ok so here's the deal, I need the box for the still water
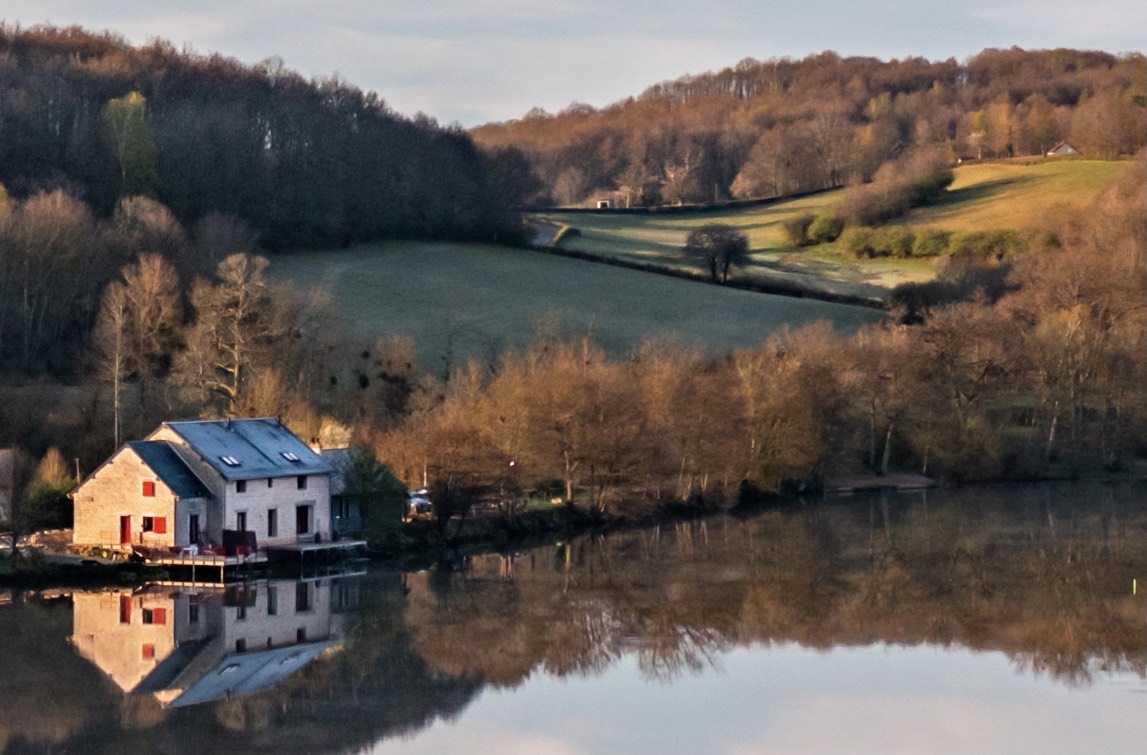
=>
[1,482,1144,753]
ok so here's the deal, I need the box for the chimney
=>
[309,437,322,455]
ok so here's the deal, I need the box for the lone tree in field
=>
[683,224,750,283]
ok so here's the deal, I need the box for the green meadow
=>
[267,161,1122,370]
[904,159,1124,231]
[538,159,1126,295]
[268,242,882,370]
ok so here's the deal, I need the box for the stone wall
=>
[72,446,185,548]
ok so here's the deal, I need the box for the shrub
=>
[885,227,916,257]
[904,169,955,206]
[807,213,844,244]
[781,213,815,246]
[944,230,1045,261]
[842,227,877,258]
[837,185,910,227]
[836,146,955,227]
[912,229,951,257]
[844,226,916,258]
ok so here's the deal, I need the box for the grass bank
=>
[537,159,1126,296]
[269,242,882,370]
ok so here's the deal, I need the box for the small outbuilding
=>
[1046,142,1080,156]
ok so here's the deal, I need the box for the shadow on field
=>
[934,176,1029,206]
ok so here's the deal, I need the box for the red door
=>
[120,515,132,544]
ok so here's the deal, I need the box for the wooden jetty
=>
[823,473,937,495]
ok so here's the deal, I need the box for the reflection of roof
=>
[133,638,211,694]
[162,418,332,481]
[129,441,210,498]
[166,640,337,708]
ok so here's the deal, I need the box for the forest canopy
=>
[472,48,1146,207]
[0,24,535,249]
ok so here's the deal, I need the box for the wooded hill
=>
[0,24,534,249]
[472,48,1146,207]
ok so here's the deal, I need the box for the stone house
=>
[72,418,335,553]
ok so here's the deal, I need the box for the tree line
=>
[374,161,1145,515]
[0,24,535,250]
[405,489,1145,688]
[1,161,1142,535]
[472,48,1146,206]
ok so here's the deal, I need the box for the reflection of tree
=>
[4,576,480,754]
[0,596,116,749]
[6,486,1144,750]
[404,484,1146,689]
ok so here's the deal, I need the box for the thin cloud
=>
[2,1,1143,124]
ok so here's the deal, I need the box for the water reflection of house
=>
[70,576,360,707]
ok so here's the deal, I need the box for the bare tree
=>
[174,253,273,414]
[92,254,182,443]
[92,281,130,448]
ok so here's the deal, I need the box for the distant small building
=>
[0,448,13,523]
[1046,142,1080,156]
[323,447,364,539]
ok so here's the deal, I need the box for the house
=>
[1046,142,1080,156]
[72,418,336,554]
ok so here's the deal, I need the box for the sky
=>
[4,1,1145,126]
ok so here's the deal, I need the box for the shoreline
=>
[5,472,1144,589]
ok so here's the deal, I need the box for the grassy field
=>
[268,242,882,370]
[904,159,1124,231]
[538,159,1127,296]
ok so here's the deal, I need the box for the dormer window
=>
[281,451,301,462]
[221,455,241,467]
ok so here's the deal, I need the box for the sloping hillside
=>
[536,159,1128,297]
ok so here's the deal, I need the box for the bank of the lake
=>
[1,481,1143,754]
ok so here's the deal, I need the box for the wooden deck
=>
[266,539,367,556]
[143,552,268,568]
[823,473,937,495]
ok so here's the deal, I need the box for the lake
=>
[1,482,1144,753]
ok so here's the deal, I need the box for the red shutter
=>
[152,607,167,625]
[153,517,167,534]
[142,480,156,497]
[142,644,155,660]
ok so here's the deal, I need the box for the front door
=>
[296,505,311,536]
[119,515,131,545]
[189,514,200,545]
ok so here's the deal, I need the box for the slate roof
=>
[161,418,332,481]
[166,640,337,708]
[129,441,210,499]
